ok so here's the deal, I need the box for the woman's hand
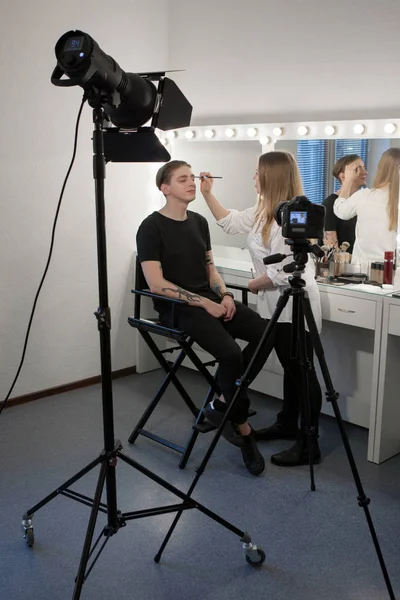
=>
[248,279,259,294]
[248,274,274,293]
[199,171,214,196]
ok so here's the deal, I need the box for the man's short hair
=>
[156,160,191,190]
[332,154,361,182]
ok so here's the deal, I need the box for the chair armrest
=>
[131,288,185,328]
[131,288,185,305]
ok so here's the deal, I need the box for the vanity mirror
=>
[164,119,400,272]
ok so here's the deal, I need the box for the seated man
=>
[136,160,268,476]
[323,154,367,253]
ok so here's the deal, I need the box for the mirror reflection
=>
[169,137,399,284]
[170,140,260,249]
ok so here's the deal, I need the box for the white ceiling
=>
[168,0,400,124]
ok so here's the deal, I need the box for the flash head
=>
[51,30,192,131]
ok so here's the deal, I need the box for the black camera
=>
[274,196,325,240]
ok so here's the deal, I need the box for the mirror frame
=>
[160,118,400,146]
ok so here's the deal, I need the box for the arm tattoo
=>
[210,280,222,296]
[210,275,225,297]
[205,251,214,265]
[161,287,202,303]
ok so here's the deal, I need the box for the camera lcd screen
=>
[289,211,307,225]
[64,37,84,52]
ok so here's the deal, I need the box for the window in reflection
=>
[297,139,328,204]
[277,138,394,204]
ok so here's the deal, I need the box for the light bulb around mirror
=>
[259,136,270,145]
[384,123,396,134]
[184,130,195,139]
[353,124,365,135]
[297,125,308,136]
[225,128,236,138]
[166,130,176,140]
[247,127,258,137]
[324,125,336,136]
[204,129,215,139]
[273,127,283,136]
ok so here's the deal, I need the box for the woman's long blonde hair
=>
[254,151,304,244]
[372,148,400,231]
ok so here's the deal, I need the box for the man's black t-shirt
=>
[136,211,219,313]
[323,193,357,253]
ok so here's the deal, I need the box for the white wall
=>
[169,0,400,125]
[0,0,170,399]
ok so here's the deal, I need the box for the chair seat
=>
[128,316,187,341]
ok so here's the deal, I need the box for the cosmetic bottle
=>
[384,251,394,285]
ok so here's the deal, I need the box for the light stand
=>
[21,99,265,600]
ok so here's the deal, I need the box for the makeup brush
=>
[195,175,223,179]
[340,241,350,252]
[320,245,330,262]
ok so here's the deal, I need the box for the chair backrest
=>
[135,255,149,291]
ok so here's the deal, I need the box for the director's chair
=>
[127,257,253,469]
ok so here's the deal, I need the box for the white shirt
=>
[217,206,322,332]
[333,187,397,266]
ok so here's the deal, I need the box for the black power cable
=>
[0,95,87,416]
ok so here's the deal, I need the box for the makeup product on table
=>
[370,261,384,284]
[343,263,361,275]
[384,251,394,285]
[315,245,330,278]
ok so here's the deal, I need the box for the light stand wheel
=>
[22,516,35,548]
[245,547,266,566]
[25,528,35,548]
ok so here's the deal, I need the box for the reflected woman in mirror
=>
[323,154,367,253]
[200,151,323,467]
[334,148,399,267]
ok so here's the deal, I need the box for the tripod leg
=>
[72,460,108,600]
[154,510,181,563]
[302,296,396,600]
[295,294,316,491]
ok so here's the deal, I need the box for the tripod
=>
[235,239,395,599]
[21,102,265,600]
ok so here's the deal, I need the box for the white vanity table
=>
[135,246,400,465]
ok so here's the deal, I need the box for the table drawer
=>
[388,304,400,336]
[320,291,376,330]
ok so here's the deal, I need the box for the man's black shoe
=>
[240,432,265,476]
[203,403,243,447]
[271,439,321,467]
